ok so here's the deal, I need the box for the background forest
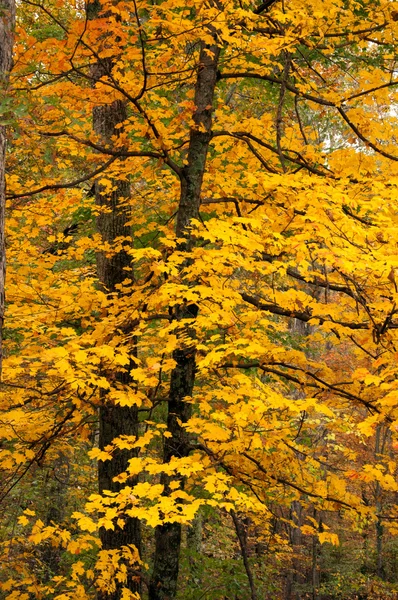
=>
[3,0,398,598]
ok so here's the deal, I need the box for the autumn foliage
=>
[3,0,398,598]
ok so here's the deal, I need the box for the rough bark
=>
[88,5,141,599]
[148,40,220,600]
[94,100,142,600]
[94,102,142,600]
[0,0,15,376]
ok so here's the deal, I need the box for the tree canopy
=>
[3,0,398,598]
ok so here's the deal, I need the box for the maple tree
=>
[4,0,398,599]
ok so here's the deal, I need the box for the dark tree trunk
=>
[94,96,142,600]
[93,99,142,600]
[148,40,220,600]
[88,5,141,599]
[0,0,15,376]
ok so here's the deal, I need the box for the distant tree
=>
[0,0,15,374]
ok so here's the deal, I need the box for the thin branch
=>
[276,52,291,171]
[294,96,308,145]
[344,80,398,102]
[337,106,398,162]
[220,360,379,413]
[240,291,369,330]
[342,206,376,226]
[241,452,356,509]
[6,156,118,199]
[212,131,330,177]
[253,0,279,14]
[231,511,258,600]
[21,0,68,33]
[218,72,335,107]
[243,137,280,173]
[39,130,163,158]
[321,23,387,39]
[132,0,148,101]
[7,157,116,199]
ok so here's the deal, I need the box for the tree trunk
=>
[94,101,142,600]
[0,0,15,376]
[285,501,304,600]
[40,455,70,582]
[88,4,141,599]
[94,97,142,600]
[187,511,203,590]
[374,425,388,581]
[148,40,220,600]
[311,510,320,600]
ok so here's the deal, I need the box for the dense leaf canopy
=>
[3,0,398,598]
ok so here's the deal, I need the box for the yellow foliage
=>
[5,0,398,596]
